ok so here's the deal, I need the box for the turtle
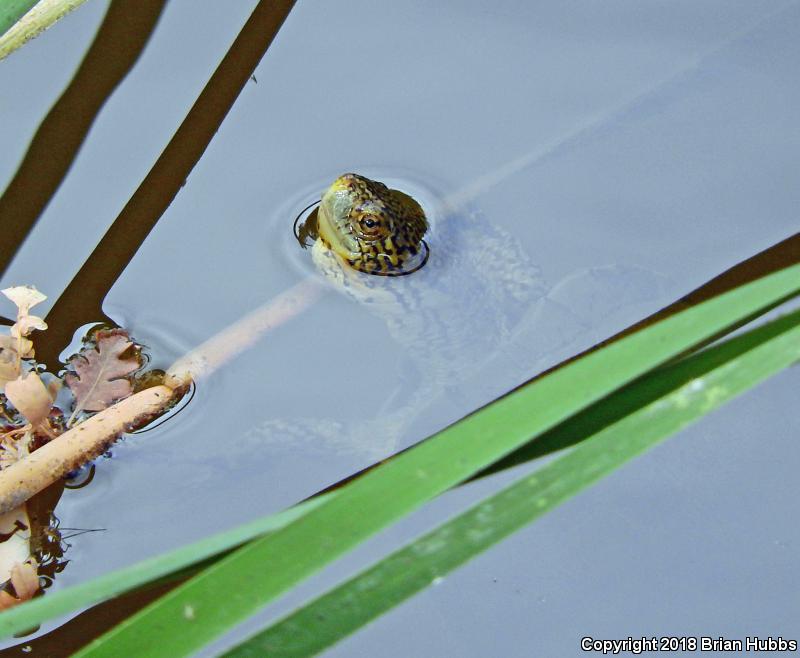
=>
[246,173,664,459]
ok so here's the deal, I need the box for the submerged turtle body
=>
[249,173,663,457]
[251,174,557,457]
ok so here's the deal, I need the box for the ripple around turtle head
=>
[267,167,454,283]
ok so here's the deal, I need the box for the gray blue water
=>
[0,1,798,655]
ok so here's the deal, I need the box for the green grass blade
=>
[0,1,39,39]
[73,265,800,658]
[0,0,89,61]
[0,495,332,638]
[2,267,794,641]
[224,307,800,657]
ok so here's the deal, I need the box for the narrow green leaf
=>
[225,307,800,657]
[74,265,800,658]
[0,0,89,62]
[0,1,39,39]
[0,495,332,638]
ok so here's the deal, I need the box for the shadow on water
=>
[0,0,167,329]
[0,0,296,654]
[0,0,797,653]
[0,581,181,657]
[0,0,297,366]
[37,0,298,368]
[0,0,168,283]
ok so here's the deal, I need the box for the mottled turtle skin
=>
[317,174,428,275]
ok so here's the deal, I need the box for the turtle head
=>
[317,174,428,275]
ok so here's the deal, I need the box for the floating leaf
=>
[65,330,140,419]
[5,372,52,428]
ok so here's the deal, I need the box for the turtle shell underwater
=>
[264,172,561,456]
[259,172,663,457]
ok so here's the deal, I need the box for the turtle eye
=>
[356,214,384,236]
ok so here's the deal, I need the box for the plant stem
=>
[0,0,90,61]
[0,385,179,515]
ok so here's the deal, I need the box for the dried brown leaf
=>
[66,330,140,417]
[5,372,52,427]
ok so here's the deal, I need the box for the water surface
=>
[0,0,798,654]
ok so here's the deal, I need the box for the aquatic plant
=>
[0,285,182,611]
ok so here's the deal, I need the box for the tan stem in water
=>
[165,279,323,388]
[0,279,323,515]
[0,386,175,514]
